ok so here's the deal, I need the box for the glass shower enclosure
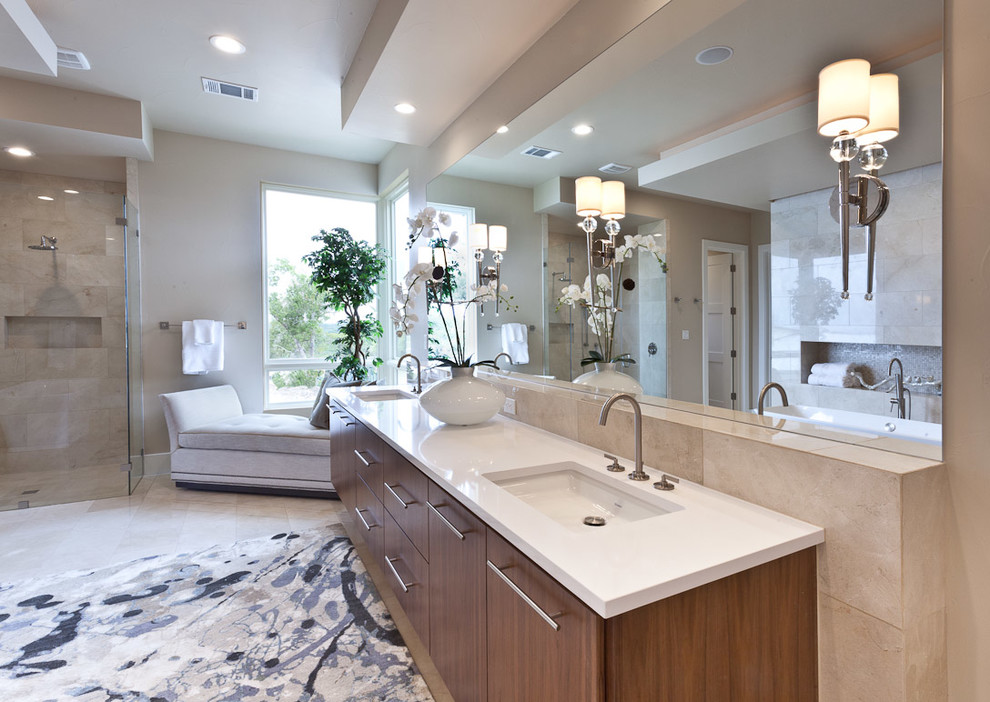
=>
[0,173,144,511]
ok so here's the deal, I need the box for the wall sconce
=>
[469,223,508,315]
[818,59,898,301]
[575,176,627,318]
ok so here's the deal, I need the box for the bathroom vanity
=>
[329,387,824,701]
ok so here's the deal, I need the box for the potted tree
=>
[303,227,388,383]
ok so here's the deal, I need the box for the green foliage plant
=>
[303,227,388,382]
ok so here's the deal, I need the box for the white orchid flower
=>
[439,212,451,226]
[447,231,459,247]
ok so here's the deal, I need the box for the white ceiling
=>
[0,0,579,174]
[446,0,943,211]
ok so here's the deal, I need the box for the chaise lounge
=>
[160,384,334,497]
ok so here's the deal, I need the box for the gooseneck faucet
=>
[599,393,649,481]
[397,354,423,394]
[757,382,789,415]
[493,352,513,370]
[888,358,910,419]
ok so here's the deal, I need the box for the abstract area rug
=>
[0,526,435,701]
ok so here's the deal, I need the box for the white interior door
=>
[706,252,734,408]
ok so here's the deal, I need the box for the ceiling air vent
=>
[202,77,259,102]
[521,145,561,160]
[599,162,632,175]
[56,47,90,70]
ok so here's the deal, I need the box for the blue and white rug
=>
[0,526,434,701]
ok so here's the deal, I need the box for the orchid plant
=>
[557,233,668,366]
[390,208,514,367]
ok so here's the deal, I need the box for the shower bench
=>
[159,384,333,497]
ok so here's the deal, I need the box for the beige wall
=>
[622,190,754,404]
[426,175,546,373]
[137,130,378,460]
[944,0,990,697]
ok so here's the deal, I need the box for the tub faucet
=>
[599,393,649,481]
[397,354,423,394]
[888,358,910,419]
[757,382,789,415]
[493,352,513,370]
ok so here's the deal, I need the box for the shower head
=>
[28,236,57,251]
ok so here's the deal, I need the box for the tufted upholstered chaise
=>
[159,384,333,497]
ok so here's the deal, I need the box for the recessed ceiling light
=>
[496,125,509,134]
[571,124,594,136]
[209,35,246,55]
[4,146,34,158]
[695,45,733,66]
[37,196,54,201]
[64,189,79,194]
[394,103,416,114]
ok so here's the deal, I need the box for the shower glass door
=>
[124,197,144,493]
[0,176,134,510]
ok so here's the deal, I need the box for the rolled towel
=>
[810,362,856,376]
[808,371,860,388]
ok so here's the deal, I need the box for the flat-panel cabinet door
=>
[353,424,384,501]
[383,447,429,559]
[353,473,384,567]
[428,482,488,702]
[486,529,604,702]
[383,509,430,643]
[329,404,356,510]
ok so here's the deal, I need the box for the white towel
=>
[810,362,856,376]
[808,372,859,388]
[192,319,215,345]
[500,323,529,365]
[182,320,224,375]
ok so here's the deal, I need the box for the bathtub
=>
[759,404,942,446]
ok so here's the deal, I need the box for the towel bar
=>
[486,323,535,332]
[159,321,247,330]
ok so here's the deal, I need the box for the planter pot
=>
[572,362,644,394]
[419,366,505,426]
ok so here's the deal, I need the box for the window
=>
[262,184,377,408]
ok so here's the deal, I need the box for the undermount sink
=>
[485,462,681,531]
[351,388,418,402]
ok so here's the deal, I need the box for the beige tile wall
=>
[487,373,947,701]
[0,170,129,510]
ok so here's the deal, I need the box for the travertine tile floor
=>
[0,474,451,701]
[0,475,346,582]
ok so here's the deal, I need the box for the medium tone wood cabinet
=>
[428,482,488,702]
[486,529,605,702]
[335,413,818,702]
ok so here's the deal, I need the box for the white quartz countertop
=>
[329,386,824,618]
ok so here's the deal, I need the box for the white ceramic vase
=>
[572,362,644,394]
[419,366,505,425]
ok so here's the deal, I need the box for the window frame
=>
[261,182,379,409]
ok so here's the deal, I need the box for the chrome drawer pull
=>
[353,449,374,467]
[385,556,413,593]
[344,421,356,427]
[384,482,410,508]
[354,507,376,531]
[486,560,560,632]
[427,501,465,540]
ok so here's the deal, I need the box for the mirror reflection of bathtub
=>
[758,405,942,446]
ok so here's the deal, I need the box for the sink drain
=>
[583,515,607,527]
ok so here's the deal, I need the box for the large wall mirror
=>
[425,0,942,460]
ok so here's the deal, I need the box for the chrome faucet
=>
[757,382,789,415]
[598,393,649,481]
[493,352,513,370]
[888,358,910,419]
[397,353,423,394]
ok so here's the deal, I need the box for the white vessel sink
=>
[352,388,418,402]
[485,462,681,531]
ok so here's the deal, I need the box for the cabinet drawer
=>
[383,446,429,560]
[353,424,384,501]
[486,529,604,702]
[353,473,384,567]
[383,508,430,644]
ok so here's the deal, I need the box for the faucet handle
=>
[653,474,680,491]
[603,453,625,473]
